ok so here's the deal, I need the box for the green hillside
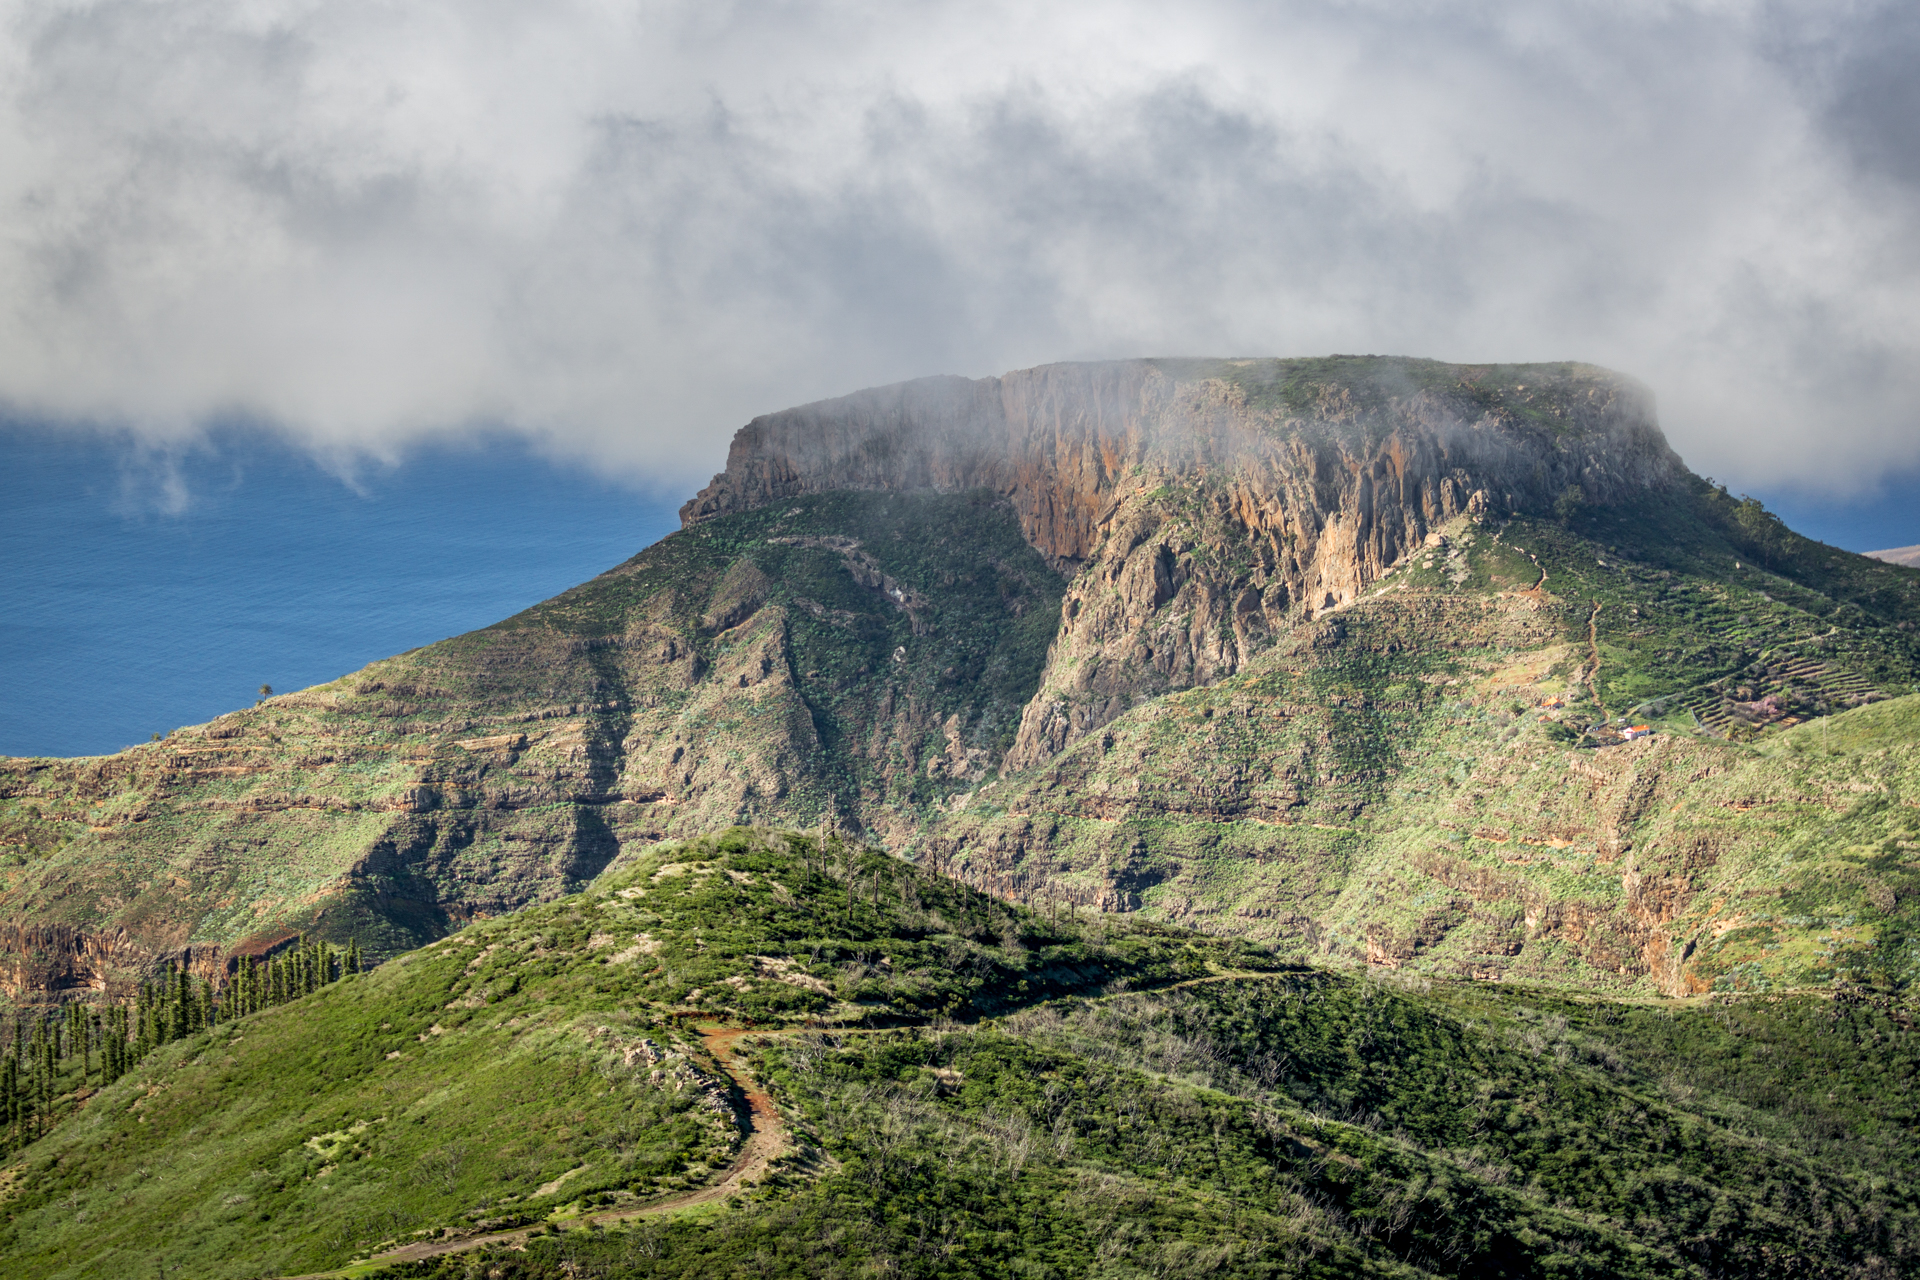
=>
[4,829,1919,1278]
[926,479,1920,995]
[6,357,1920,1278]
[4,360,1918,1004]
[0,828,1272,1278]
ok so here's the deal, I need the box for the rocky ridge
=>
[686,357,1680,767]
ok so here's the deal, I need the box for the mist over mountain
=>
[2,1,1918,504]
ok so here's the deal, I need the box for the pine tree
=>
[37,1028,53,1133]
[147,979,160,1051]
[2,1050,15,1149]
[7,1050,23,1145]
[106,1006,124,1083]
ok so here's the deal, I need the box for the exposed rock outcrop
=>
[686,357,1681,765]
[684,360,1676,569]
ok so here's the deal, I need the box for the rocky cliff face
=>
[685,359,1677,568]
[686,357,1681,767]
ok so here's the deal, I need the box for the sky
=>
[2,0,1917,522]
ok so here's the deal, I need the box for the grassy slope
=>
[9,831,1920,1279]
[0,828,1270,1278]
[385,965,1920,1279]
[925,481,1920,994]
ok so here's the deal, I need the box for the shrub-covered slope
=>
[923,482,1920,995]
[9,829,1920,1279]
[0,828,1273,1279]
[646,980,1920,1279]
[0,490,1065,990]
[3,356,1918,1004]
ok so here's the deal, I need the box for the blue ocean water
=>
[1,427,684,758]
[2,424,1910,761]
[1750,472,1920,558]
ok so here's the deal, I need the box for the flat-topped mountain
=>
[684,357,1679,573]
[687,357,1682,772]
[3,356,1918,1003]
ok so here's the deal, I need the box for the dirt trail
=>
[289,969,1289,1278]
[1584,600,1606,722]
[298,1024,790,1276]
[1521,549,1549,593]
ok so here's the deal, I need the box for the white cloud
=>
[1,0,1915,495]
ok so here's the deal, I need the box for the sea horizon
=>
[3,421,1911,760]
[1,424,685,758]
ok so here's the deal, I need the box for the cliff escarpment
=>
[687,358,1681,764]
[684,358,1678,572]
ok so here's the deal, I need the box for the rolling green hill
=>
[0,828,1277,1278]
[3,829,1918,1278]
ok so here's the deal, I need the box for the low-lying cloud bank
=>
[2,0,1916,497]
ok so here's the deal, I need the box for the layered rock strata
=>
[687,358,1679,764]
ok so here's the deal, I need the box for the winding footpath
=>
[288,968,1286,1278]
[288,1024,789,1278]
[1584,600,1607,723]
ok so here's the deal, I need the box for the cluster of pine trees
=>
[2,1002,132,1149]
[1,936,362,1154]
[227,937,360,1016]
